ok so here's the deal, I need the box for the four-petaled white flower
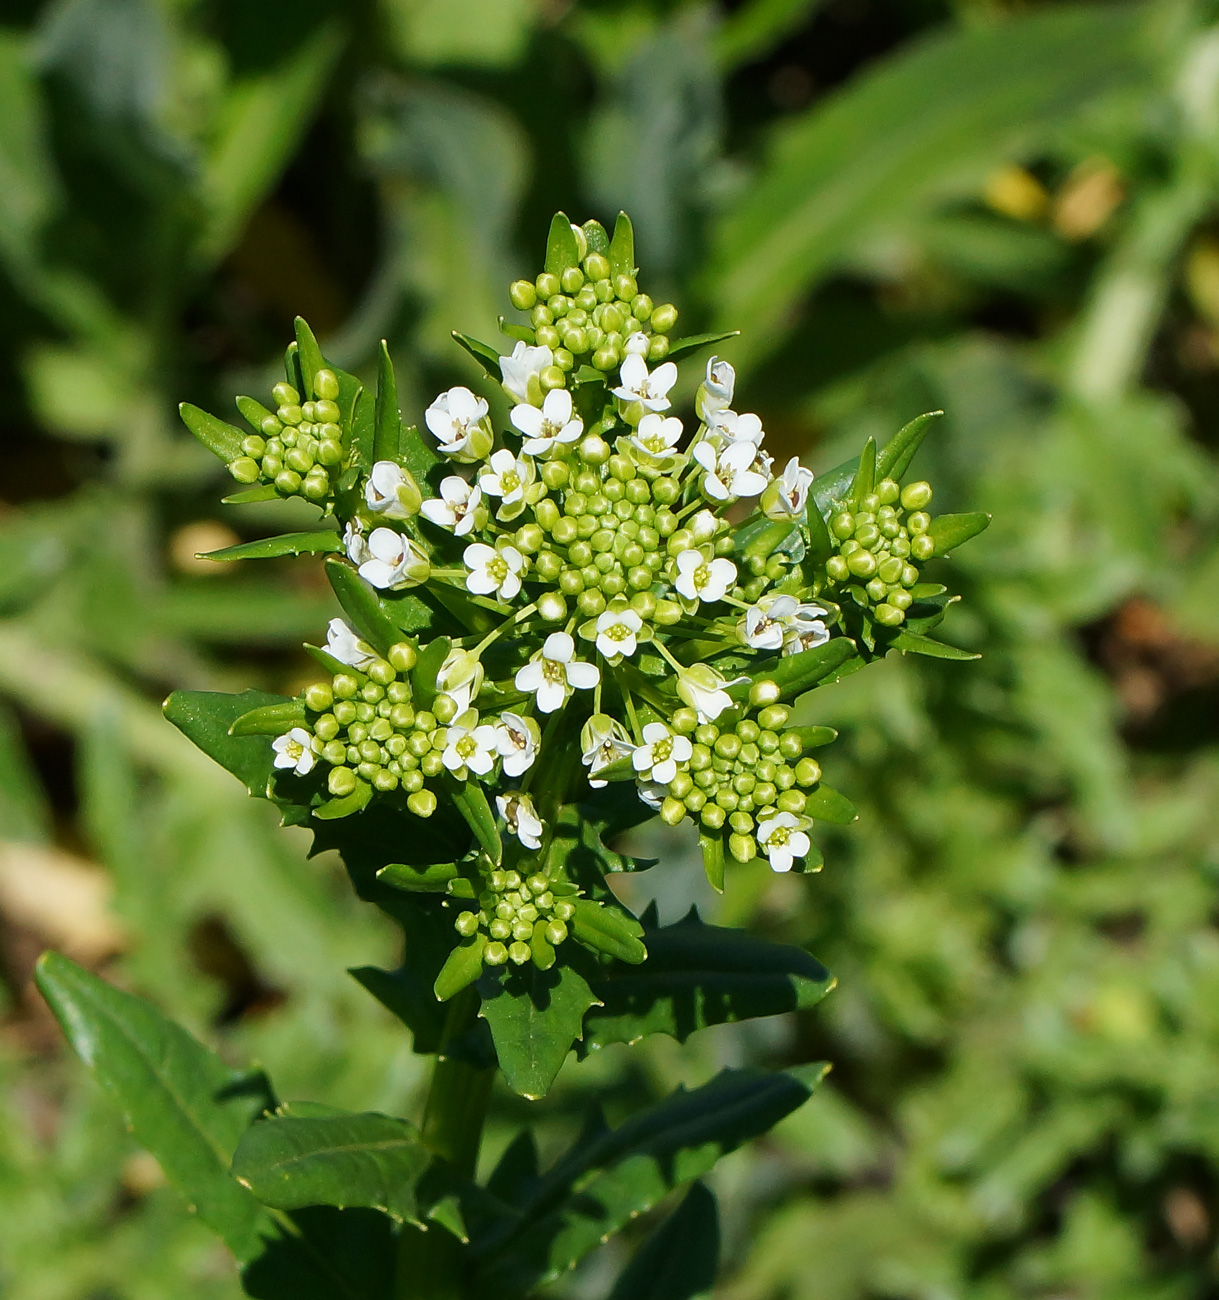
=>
[515,632,599,713]
[673,549,737,604]
[426,386,491,460]
[272,727,316,776]
[764,456,814,520]
[676,663,749,722]
[497,792,544,850]
[630,413,683,465]
[693,439,771,501]
[364,461,421,519]
[581,714,636,788]
[757,812,811,873]
[594,607,643,661]
[420,476,481,536]
[612,352,678,411]
[478,448,534,507]
[696,356,736,424]
[325,617,378,670]
[436,649,483,713]
[499,341,554,405]
[631,722,692,786]
[464,542,526,601]
[512,387,583,456]
[783,602,832,656]
[494,712,539,777]
[358,528,430,590]
[442,714,499,776]
[714,409,765,444]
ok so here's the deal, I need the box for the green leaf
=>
[479,963,600,1099]
[733,635,860,702]
[713,5,1156,367]
[451,330,503,381]
[314,780,372,820]
[180,402,243,463]
[164,689,290,798]
[700,833,725,894]
[229,699,305,737]
[232,1110,431,1225]
[412,636,451,710]
[202,531,341,562]
[240,1206,396,1300]
[471,1065,826,1290]
[373,341,400,464]
[889,629,981,661]
[434,935,489,1002]
[847,437,877,509]
[445,774,501,864]
[544,211,580,273]
[35,953,274,1263]
[377,861,460,893]
[582,909,834,1053]
[927,510,992,556]
[789,725,838,749]
[223,484,280,504]
[803,784,858,824]
[570,898,647,964]
[324,558,409,654]
[607,1181,719,1300]
[877,410,943,481]
[663,330,741,363]
[582,219,610,255]
[294,317,326,400]
[498,315,535,343]
[236,394,278,431]
[609,210,636,276]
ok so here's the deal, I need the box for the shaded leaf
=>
[164,689,290,799]
[890,628,981,660]
[607,1181,719,1300]
[180,402,243,463]
[451,330,503,381]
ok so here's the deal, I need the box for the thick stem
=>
[395,987,494,1300]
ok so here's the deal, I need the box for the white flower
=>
[497,792,544,850]
[594,607,643,661]
[478,448,534,507]
[494,712,540,778]
[512,387,583,456]
[763,456,814,521]
[499,341,554,405]
[673,549,737,604]
[630,413,683,465]
[581,714,636,788]
[325,617,378,670]
[676,663,749,723]
[689,508,719,543]
[358,528,430,590]
[420,476,482,536]
[637,781,668,810]
[436,650,483,713]
[611,352,678,411]
[272,727,316,776]
[515,631,599,713]
[783,603,832,656]
[715,410,765,444]
[441,714,499,776]
[344,521,369,567]
[623,331,651,356]
[757,812,811,873]
[693,439,771,501]
[364,461,421,519]
[464,542,526,601]
[631,722,693,786]
[425,386,491,460]
[695,356,735,424]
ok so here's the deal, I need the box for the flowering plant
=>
[36,213,987,1299]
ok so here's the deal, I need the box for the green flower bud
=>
[577,588,606,617]
[749,680,781,707]
[901,481,933,510]
[613,273,638,300]
[911,534,935,561]
[540,364,566,390]
[661,797,686,827]
[305,682,333,712]
[560,265,585,294]
[407,788,437,818]
[653,599,682,625]
[535,271,560,299]
[275,469,303,495]
[889,588,913,611]
[483,941,508,966]
[700,804,726,831]
[510,279,537,310]
[278,405,303,426]
[777,789,807,815]
[581,434,611,464]
[866,577,887,602]
[847,550,877,579]
[907,511,931,535]
[795,758,822,787]
[455,911,480,938]
[874,603,904,626]
[584,252,610,281]
[329,767,357,797]
[229,457,261,483]
[630,293,653,321]
[650,302,678,333]
[729,833,756,864]
[272,382,299,407]
[592,346,618,371]
[648,335,670,361]
[714,733,742,760]
[315,713,339,742]
[779,732,803,760]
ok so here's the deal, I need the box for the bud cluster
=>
[227,369,346,502]
[453,868,577,969]
[824,478,935,626]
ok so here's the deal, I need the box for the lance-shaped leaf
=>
[607,1182,719,1300]
[451,331,503,382]
[663,330,741,363]
[203,531,341,563]
[294,317,326,399]
[35,953,275,1263]
[803,784,858,824]
[223,484,280,505]
[229,698,305,737]
[471,1064,827,1292]
[570,898,647,964]
[582,219,610,255]
[581,909,834,1053]
[498,315,536,344]
[479,963,601,1099]
[313,779,372,820]
[789,725,838,749]
[236,395,277,431]
[847,437,877,510]
[609,210,635,276]
[232,1109,432,1225]
[545,211,581,273]
[240,1206,397,1300]
[890,629,981,661]
[877,410,943,480]
[377,861,460,893]
[701,833,725,893]
[324,557,406,653]
[434,935,489,1003]
[445,774,501,865]
[927,510,991,556]
[729,636,861,704]
[372,341,400,465]
[180,402,244,463]
[164,689,289,798]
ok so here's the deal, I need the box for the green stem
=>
[394,988,494,1300]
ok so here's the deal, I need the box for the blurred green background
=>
[3,0,1219,1295]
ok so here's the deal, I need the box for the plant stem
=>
[394,987,494,1300]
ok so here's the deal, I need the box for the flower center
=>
[501,470,520,493]
[694,564,710,590]
[456,735,477,759]
[606,622,630,643]
[653,737,672,763]
[767,827,790,848]
[543,659,565,685]
[488,556,508,582]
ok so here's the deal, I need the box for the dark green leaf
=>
[324,558,406,654]
[607,1182,719,1300]
[377,861,459,893]
[445,774,501,865]
[497,315,535,343]
[570,898,647,964]
[230,699,305,737]
[927,510,991,555]
[544,211,580,273]
[236,395,277,432]
[373,342,400,464]
[663,329,740,363]
[164,689,290,798]
[240,1206,396,1300]
[223,484,280,504]
[203,531,341,562]
[609,210,636,276]
[803,784,858,824]
[877,409,943,480]
[890,629,981,660]
[582,909,834,1053]
[36,953,274,1263]
[731,636,860,703]
[789,725,838,749]
[434,935,489,1002]
[411,636,451,710]
[180,402,243,463]
[451,331,503,381]
[314,780,372,820]
[232,1109,431,1225]
[848,437,877,509]
[479,963,600,1099]
[700,833,725,893]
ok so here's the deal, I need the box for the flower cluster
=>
[452,864,577,969]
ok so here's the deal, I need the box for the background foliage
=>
[2,0,1219,1295]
